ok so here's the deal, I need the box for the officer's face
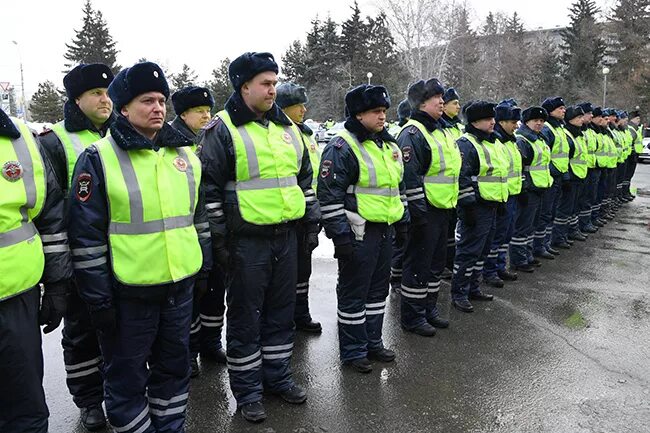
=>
[356,107,387,133]
[526,118,545,132]
[568,115,584,127]
[421,94,444,119]
[550,106,566,120]
[592,116,604,126]
[241,71,278,114]
[283,103,307,124]
[620,118,628,127]
[121,91,166,139]
[181,105,212,134]
[630,116,641,126]
[444,99,460,117]
[76,88,112,127]
[472,118,495,134]
[499,120,518,135]
[582,112,593,123]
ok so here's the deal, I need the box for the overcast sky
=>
[1,0,614,100]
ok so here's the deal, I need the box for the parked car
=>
[304,119,326,142]
[638,137,650,163]
[322,121,345,143]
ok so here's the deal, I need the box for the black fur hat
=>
[522,106,549,123]
[578,102,593,113]
[276,82,308,109]
[495,103,521,122]
[64,63,114,100]
[465,101,496,123]
[397,99,411,122]
[407,78,445,109]
[108,62,169,112]
[592,106,604,117]
[565,105,585,121]
[345,84,391,117]
[541,96,566,114]
[171,86,214,115]
[443,87,460,104]
[229,52,278,91]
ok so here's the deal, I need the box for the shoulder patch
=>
[38,128,53,136]
[408,126,418,135]
[320,160,333,178]
[333,137,346,149]
[76,173,93,202]
[402,145,412,163]
[204,117,221,131]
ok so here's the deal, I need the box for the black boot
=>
[497,270,518,281]
[345,357,373,373]
[241,401,267,423]
[295,318,323,334]
[80,404,107,432]
[368,347,396,362]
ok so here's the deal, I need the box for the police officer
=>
[452,101,508,313]
[0,108,73,433]
[318,84,408,372]
[276,81,322,334]
[483,100,522,287]
[324,117,335,129]
[170,86,227,376]
[398,78,458,336]
[38,63,114,431]
[68,62,211,433]
[562,106,589,242]
[590,107,611,227]
[198,52,319,422]
[576,103,601,234]
[597,108,619,221]
[607,109,625,213]
[389,99,411,293]
[625,109,644,200]
[540,97,570,252]
[616,111,634,203]
[441,87,463,278]
[511,107,553,271]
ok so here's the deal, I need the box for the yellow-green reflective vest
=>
[515,134,553,189]
[545,123,570,173]
[610,128,626,163]
[446,122,463,142]
[463,133,509,203]
[51,121,102,188]
[338,130,405,224]
[630,125,644,154]
[301,129,321,192]
[502,139,523,195]
[601,132,618,168]
[218,110,306,225]
[622,128,633,159]
[565,131,588,179]
[403,120,461,209]
[1,118,47,300]
[583,128,598,168]
[95,136,202,286]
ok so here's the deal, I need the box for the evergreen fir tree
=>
[171,64,198,90]
[281,40,308,83]
[30,81,64,122]
[340,1,369,85]
[64,0,120,73]
[444,6,481,99]
[206,58,232,113]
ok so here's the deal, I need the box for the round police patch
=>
[76,173,92,202]
[173,157,188,172]
[402,146,412,163]
[2,161,23,182]
[282,132,293,143]
[320,160,332,178]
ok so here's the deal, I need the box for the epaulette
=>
[204,116,222,131]
[333,137,347,149]
[408,126,418,135]
[38,127,53,136]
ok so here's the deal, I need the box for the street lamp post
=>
[602,67,610,107]
[367,72,373,85]
[12,40,28,121]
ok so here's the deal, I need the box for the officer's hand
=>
[194,277,209,299]
[305,232,319,254]
[497,203,506,216]
[91,307,116,335]
[334,242,354,260]
[39,280,70,334]
[394,224,409,248]
[462,205,478,227]
[213,236,230,270]
[517,193,529,207]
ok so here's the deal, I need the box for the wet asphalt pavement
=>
[43,165,650,433]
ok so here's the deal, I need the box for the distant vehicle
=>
[639,137,650,163]
[322,121,345,143]
[304,119,326,142]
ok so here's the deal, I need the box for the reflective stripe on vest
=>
[338,130,404,224]
[302,130,321,192]
[404,120,461,209]
[546,123,570,173]
[218,111,306,225]
[515,134,553,189]
[583,128,598,168]
[502,139,523,195]
[95,136,202,285]
[0,119,46,300]
[565,130,588,179]
[463,133,509,203]
[51,121,102,188]
[610,128,626,163]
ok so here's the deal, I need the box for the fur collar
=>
[344,117,396,144]
[224,91,292,127]
[109,114,193,151]
[63,100,113,134]
[0,109,20,139]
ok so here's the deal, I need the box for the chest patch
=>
[76,173,93,202]
[2,161,23,182]
[173,157,188,172]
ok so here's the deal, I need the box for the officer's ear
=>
[121,104,130,119]
[241,81,251,97]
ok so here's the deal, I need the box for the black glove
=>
[39,280,70,334]
[562,181,572,193]
[194,277,208,300]
[305,232,319,254]
[462,205,478,227]
[394,224,409,248]
[90,307,116,335]
[497,203,506,216]
[213,236,230,270]
[517,193,529,207]
[334,242,354,260]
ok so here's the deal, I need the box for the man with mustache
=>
[38,63,114,431]
[198,52,319,423]
[68,62,212,433]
